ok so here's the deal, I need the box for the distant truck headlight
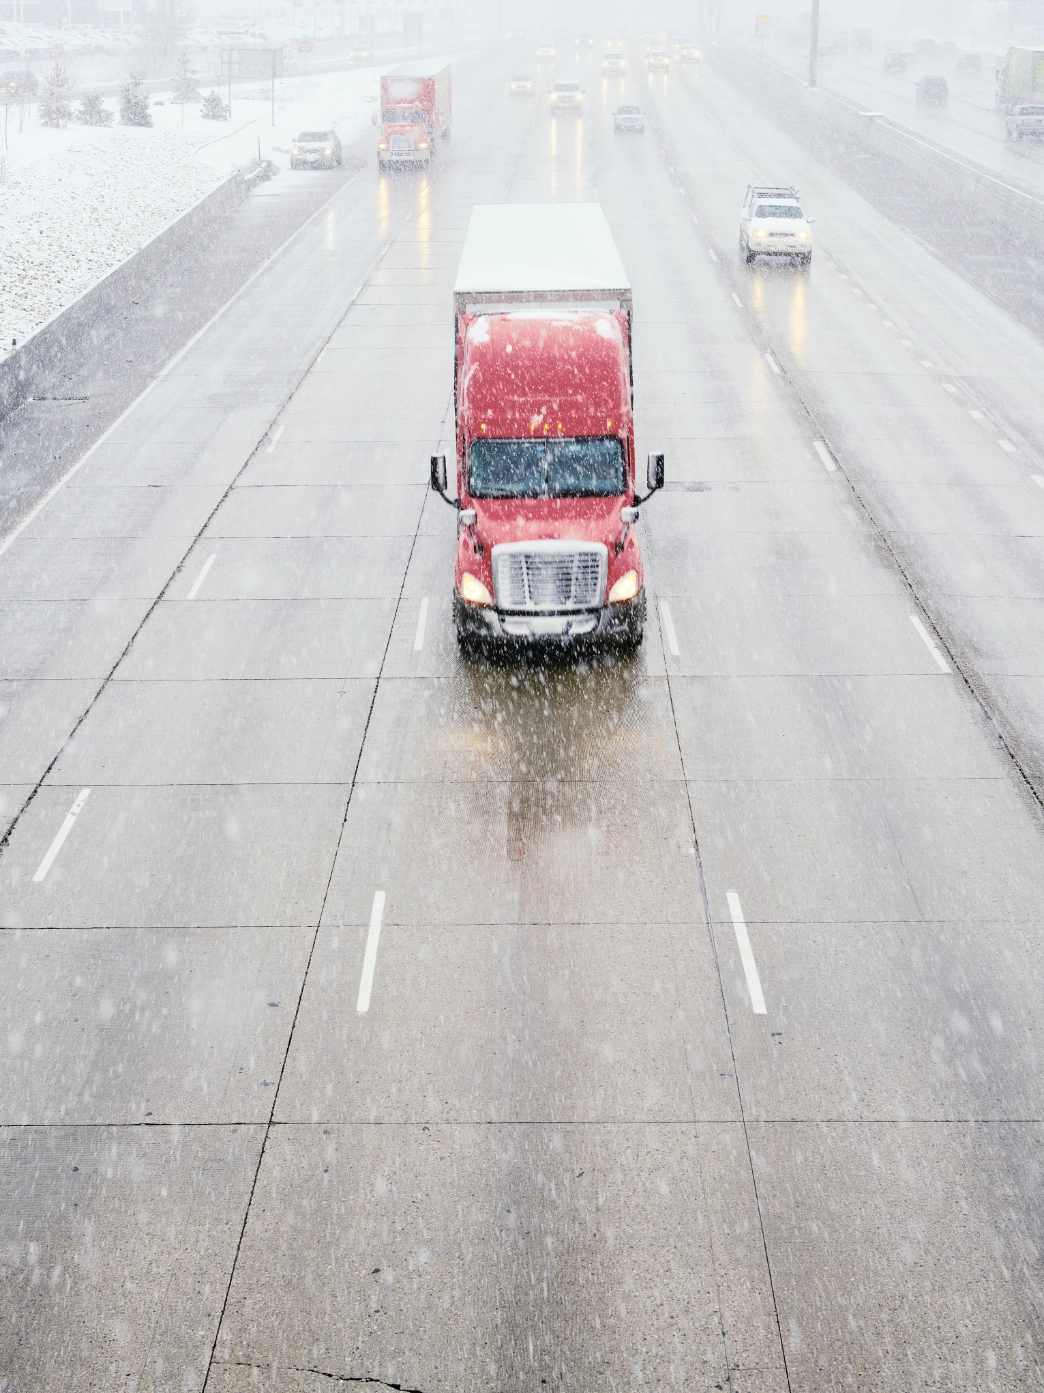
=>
[460,573,492,606]
[608,570,639,604]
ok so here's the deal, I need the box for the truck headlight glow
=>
[608,570,639,604]
[460,573,492,606]
[798,230,810,239]
[752,228,766,238]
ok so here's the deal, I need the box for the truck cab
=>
[432,204,664,650]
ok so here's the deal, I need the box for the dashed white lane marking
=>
[33,788,91,883]
[852,285,862,294]
[316,347,327,364]
[765,352,781,375]
[356,890,386,1013]
[414,596,429,651]
[919,359,934,369]
[708,247,718,262]
[910,614,951,673]
[968,410,984,421]
[866,302,877,310]
[998,439,1016,453]
[186,554,217,600]
[726,892,767,1015]
[1033,475,1044,491]
[813,440,837,472]
[900,338,913,346]
[660,600,680,657]
[266,421,286,453]
[692,214,700,226]
[881,319,893,326]
[942,383,957,394]
[731,292,743,307]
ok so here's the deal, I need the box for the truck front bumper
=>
[454,589,646,645]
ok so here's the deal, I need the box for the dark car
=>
[883,50,907,72]
[1,69,38,99]
[290,129,342,169]
[956,52,982,75]
[916,74,949,104]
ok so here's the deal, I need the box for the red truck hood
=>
[470,496,627,551]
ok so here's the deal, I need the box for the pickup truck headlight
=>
[460,573,492,606]
[608,570,639,604]
[751,228,766,238]
[798,230,810,239]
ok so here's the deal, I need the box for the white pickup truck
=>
[739,185,814,266]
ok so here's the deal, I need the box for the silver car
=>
[549,79,583,113]
[614,104,645,132]
[1006,104,1044,141]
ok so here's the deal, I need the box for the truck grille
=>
[391,134,414,152]
[492,541,607,612]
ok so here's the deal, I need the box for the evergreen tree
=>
[200,89,228,120]
[171,52,200,125]
[120,73,152,127]
[39,62,72,128]
[76,90,113,126]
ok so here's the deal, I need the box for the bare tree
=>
[171,51,200,126]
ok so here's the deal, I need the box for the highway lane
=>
[764,42,1044,196]
[4,35,1044,1393]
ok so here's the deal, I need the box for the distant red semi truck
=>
[373,63,451,170]
[430,203,664,649]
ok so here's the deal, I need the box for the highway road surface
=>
[4,34,1044,1393]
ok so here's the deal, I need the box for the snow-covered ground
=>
[0,63,385,351]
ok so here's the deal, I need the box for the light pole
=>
[808,0,819,86]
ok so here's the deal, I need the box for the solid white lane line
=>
[726,892,767,1015]
[33,788,91,883]
[942,383,957,394]
[813,440,837,473]
[1033,475,1044,491]
[968,410,984,421]
[660,600,680,657]
[186,553,217,600]
[731,292,743,307]
[356,890,386,1013]
[765,352,780,375]
[266,421,286,453]
[0,170,371,563]
[998,439,1016,453]
[708,247,718,262]
[414,596,429,651]
[910,614,951,673]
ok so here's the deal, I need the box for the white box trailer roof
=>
[454,204,631,311]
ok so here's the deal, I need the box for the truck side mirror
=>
[371,110,378,125]
[647,452,665,492]
[430,454,447,494]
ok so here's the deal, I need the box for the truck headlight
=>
[460,573,492,606]
[378,140,388,149]
[798,230,810,239]
[608,570,639,604]
[752,228,766,238]
[324,146,332,154]
[417,138,429,148]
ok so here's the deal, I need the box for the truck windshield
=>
[468,437,625,498]
[384,107,428,124]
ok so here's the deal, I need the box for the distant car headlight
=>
[460,573,492,606]
[608,570,639,604]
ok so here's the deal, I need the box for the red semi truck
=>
[374,63,451,170]
[430,203,664,649]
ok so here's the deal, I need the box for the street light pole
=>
[808,0,819,86]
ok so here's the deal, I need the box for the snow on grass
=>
[0,63,382,351]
